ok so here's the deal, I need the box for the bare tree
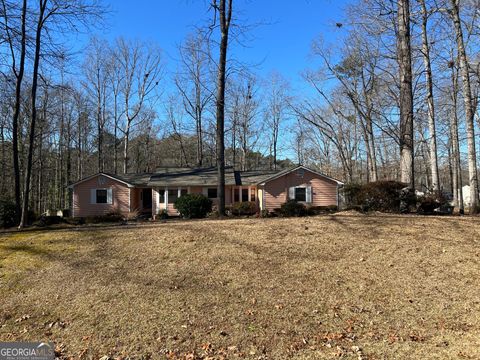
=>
[448,56,464,213]
[211,0,233,216]
[175,32,213,167]
[419,0,440,191]
[83,37,110,173]
[449,0,479,213]
[310,36,379,182]
[264,72,288,170]
[115,38,162,174]
[228,75,261,171]
[397,0,415,189]
[2,0,27,221]
[108,50,123,174]
[19,0,105,228]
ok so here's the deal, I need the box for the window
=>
[288,186,312,203]
[168,189,178,204]
[294,187,306,202]
[234,188,240,202]
[159,189,165,203]
[242,188,249,202]
[207,188,217,199]
[96,189,108,204]
[250,188,256,202]
[91,188,111,204]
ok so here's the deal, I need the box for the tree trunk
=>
[419,0,440,191]
[7,0,27,223]
[450,0,479,213]
[397,0,415,189]
[196,83,203,167]
[19,0,46,228]
[215,0,232,216]
[449,60,464,213]
[123,127,129,174]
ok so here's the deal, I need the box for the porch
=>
[151,185,259,217]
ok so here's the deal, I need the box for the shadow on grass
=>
[0,243,53,257]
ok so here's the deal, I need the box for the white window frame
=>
[289,186,312,203]
[91,188,112,205]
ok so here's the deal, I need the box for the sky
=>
[93,0,347,91]
[82,0,349,160]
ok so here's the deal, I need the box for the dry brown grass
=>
[1,214,479,359]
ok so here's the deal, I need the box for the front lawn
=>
[1,214,479,359]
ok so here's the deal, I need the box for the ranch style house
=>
[68,165,343,218]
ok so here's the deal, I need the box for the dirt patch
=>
[1,215,479,359]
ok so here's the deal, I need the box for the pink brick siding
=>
[262,170,338,211]
[72,175,131,217]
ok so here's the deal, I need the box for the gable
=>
[69,173,134,188]
[258,166,343,186]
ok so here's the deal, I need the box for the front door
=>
[142,188,152,210]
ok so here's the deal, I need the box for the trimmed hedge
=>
[280,200,307,217]
[308,205,338,215]
[174,193,212,219]
[84,211,124,224]
[231,201,257,216]
[344,180,414,213]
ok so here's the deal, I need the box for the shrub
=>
[308,205,338,215]
[126,209,140,221]
[85,211,123,224]
[174,193,212,219]
[417,191,449,215]
[34,215,64,227]
[0,199,16,228]
[260,209,270,218]
[231,201,257,216]
[356,180,408,213]
[271,208,281,217]
[280,200,307,217]
[342,183,363,207]
[158,209,169,220]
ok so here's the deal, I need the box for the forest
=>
[1,0,480,226]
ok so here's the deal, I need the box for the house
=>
[68,165,343,218]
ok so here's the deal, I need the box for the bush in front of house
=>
[342,183,363,207]
[417,191,450,215]
[84,210,124,224]
[308,205,338,215]
[0,199,16,228]
[260,209,270,218]
[345,180,410,213]
[231,201,257,216]
[34,215,64,227]
[174,193,212,219]
[280,200,307,217]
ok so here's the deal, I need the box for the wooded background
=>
[1,0,480,224]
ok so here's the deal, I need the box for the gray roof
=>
[108,172,154,187]
[237,170,281,185]
[70,165,343,188]
[147,167,237,187]
[108,167,288,187]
